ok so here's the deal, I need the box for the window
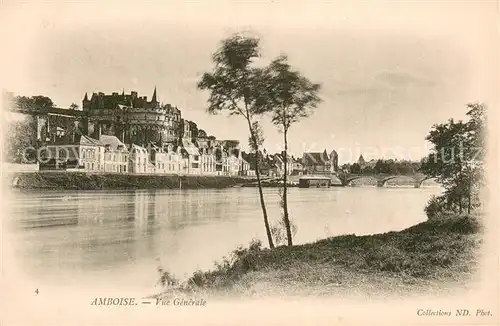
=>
[58,148,66,159]
[194,155,199,161]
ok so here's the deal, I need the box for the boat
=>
[298,176,332,188]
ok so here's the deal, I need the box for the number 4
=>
[35,288,39,295]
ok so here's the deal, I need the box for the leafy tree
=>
[197,34,275,248]
[361,165,374,175]
[198,129,207,138]
[15,95,54,109]
[340,163,351,172]
[421,103,486,214]
[263,55,321,246]
[3,119,37,163]
[14,96,32,108]
[31,95,54,108]
[248,121,264,153]
[350,163,361,174]
[188,121,199,139]
[69,103,79,110]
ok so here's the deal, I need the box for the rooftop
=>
[100,135,128,151]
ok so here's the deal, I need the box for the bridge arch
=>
[344,175,378,186]
[414,176,436,188]
[377,175,418,187]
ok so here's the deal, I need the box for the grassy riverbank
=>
[9,171,251,190]
[152,214,482,299]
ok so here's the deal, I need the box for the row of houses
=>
[38,133,340,177]
[242,149,339,177]
[39,135,252,176]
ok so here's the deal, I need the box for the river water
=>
[5,185,442,295]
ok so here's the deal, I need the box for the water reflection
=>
[7,186,443,290]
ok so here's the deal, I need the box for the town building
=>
[358,154,366,167]
[180,139,201,175]
[200,147,217,175]
[357,154,377,169]
[39,135,104,171]
[100,135,129,173]
[239,157,252,176]
[273,152,294,177]
[226,153,241,176]
[291,157,305,175]
[302,149,339,174]
[149,143,181,174]
[129,144,150,174]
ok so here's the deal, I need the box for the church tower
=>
[151,86,158,105]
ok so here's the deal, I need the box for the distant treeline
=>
[340,160,422,175]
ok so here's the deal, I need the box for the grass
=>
[151,214,482,299]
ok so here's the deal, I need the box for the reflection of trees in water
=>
[15,193,80,229]
[76,192,136,225]
[132,190,158,235]
[147,190,232,230]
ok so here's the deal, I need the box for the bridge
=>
[335,172,435,188]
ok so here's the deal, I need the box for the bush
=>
[157,266,180,287]
[185,238,263,289]
[424,195,455,220]
[270,219,297,246]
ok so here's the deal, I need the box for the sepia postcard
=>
[0,1,498,325]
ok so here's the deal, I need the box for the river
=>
[5,185,442,295]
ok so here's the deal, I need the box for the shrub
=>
[157,266,180,287]
[270,219,297,246]
[424,195,454,220]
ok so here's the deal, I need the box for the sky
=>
[0,1,498,163]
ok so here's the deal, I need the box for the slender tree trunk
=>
[467,180,472,214]
[458,195,463,214]
[246,117,274,249]
[283,128,293,246]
